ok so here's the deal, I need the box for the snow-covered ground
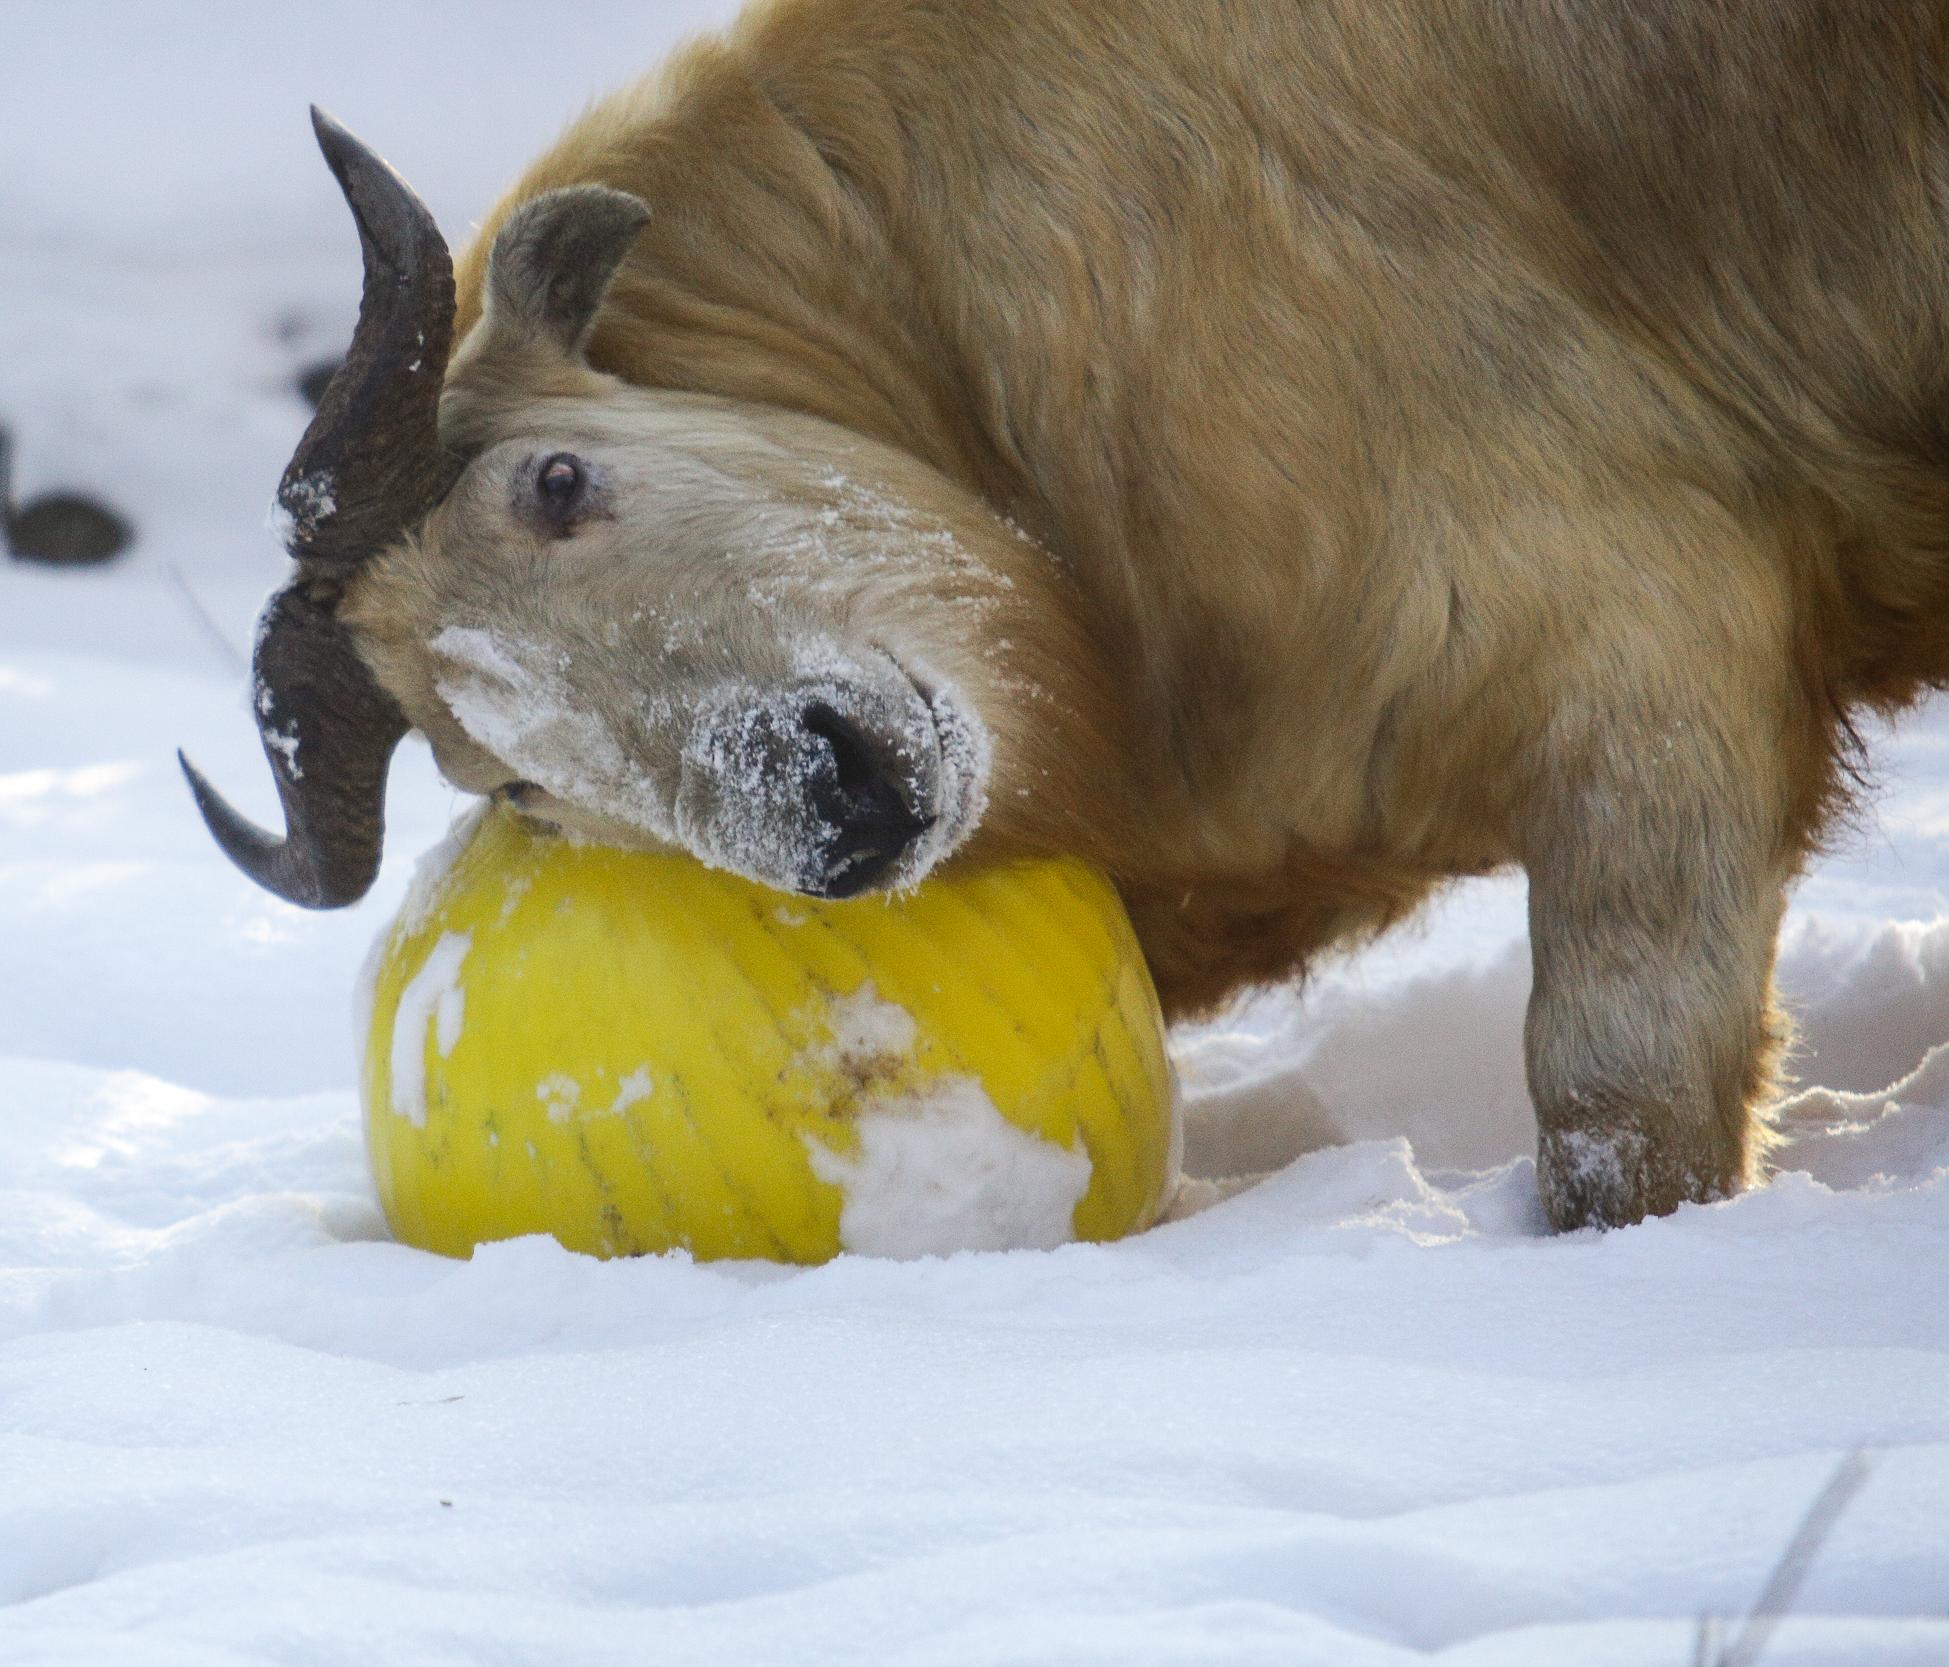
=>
[3,5,1946,1661]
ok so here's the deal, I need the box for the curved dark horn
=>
[181,109,458,908]
[180,586,408,907]
[278,106,460,560]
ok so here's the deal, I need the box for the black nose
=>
[800,701,933,898]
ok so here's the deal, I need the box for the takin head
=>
[183,113,1112,908]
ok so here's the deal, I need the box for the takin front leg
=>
[1520,696,1817,1231]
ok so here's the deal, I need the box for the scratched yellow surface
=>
[363,806,1175,1262]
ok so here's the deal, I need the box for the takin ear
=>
[481,185,651,362]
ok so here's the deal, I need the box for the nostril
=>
[798,700,934,897]
[800,701,878,804]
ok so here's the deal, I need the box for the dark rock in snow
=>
[0,424,134,566]
[297,356,344,412]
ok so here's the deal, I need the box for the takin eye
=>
[534,452,587,529]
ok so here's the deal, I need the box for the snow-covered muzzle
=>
[674,655,989,898]
[426,625,990,898]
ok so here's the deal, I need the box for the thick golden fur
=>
[382,0,1949,1227]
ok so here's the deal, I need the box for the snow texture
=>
[805,1074,1094,1256]
[275,468,337,545]
[535,1072,583,1123]
[433,623,678,843]
[1,5,1947,1663]
[801,985,1094,1256]
[677,673,857,885]
[610,1065,655,1113]
[387,931,470,1127]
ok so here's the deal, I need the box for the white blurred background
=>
[1,0,741,635]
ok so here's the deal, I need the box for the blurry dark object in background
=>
[297,356,343,412]
[0,423,134,566]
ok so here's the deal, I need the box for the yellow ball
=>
[360,804,1177,1262]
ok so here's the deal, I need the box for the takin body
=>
[211,0,1949,1231]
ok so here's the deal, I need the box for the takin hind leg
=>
[1517,661,1825,1231]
